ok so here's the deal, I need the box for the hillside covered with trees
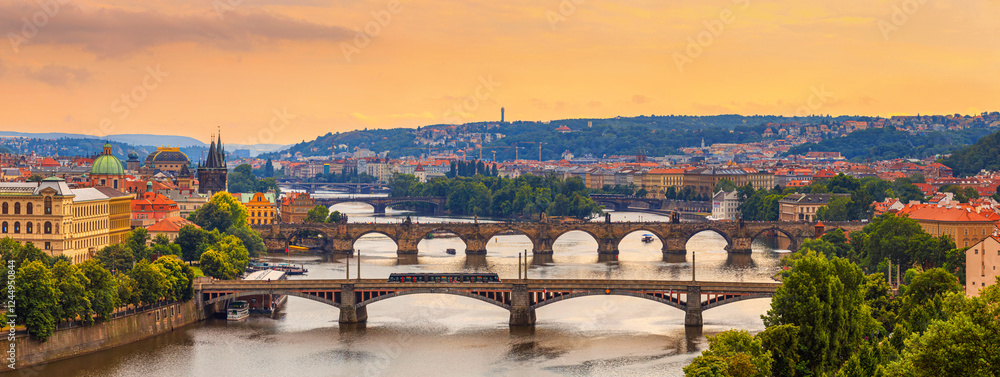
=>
[784,126,992,161]
[941,129,1000,177]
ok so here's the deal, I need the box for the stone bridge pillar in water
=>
[397,237,419,254]
[466,236,488,255]
[727,237,753,254]
[339,284,368,324]
[330,238,354,254]
[662,236,687,255]
[509,284,536,326]
[684,285,702,327]
[597,237,620,255]
[373,204,387,214]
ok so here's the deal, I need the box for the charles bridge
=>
[197,278,780,326]
[312,196,446,215]
[252,219,865,255]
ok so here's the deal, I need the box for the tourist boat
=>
[641,234,655,243]
[227,301,250,321]
[243,270,288,317]
[246,260,308,275]
[445,248,457,255]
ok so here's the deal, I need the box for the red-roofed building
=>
[131,182,180,223]
[147,217,198,242]
[39,157,60,167]
[903,205,995,248]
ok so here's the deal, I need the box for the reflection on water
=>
[40,197,786,377]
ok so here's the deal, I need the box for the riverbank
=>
[2,300,205,373]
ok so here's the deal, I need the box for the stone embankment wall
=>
[2,300,205,373]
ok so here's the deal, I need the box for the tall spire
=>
[216,128,226,168]
[206,134,218,168]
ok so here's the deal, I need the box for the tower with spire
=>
[196,130,229,194]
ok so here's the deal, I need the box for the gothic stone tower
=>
[197,132,228,194]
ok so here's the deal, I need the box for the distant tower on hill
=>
[197,131,228,194]
[501,107,505,123]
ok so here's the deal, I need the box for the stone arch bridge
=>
[197,279,779,326]
[253,220,864,255]
[313,196,446,215]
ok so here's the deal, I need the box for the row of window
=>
[1,199,52,215]
[1,221,54,234]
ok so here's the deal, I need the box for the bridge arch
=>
[749,227,798,251]
[417,228,469,254]
[203,290,338,307]
[325,200,377,213]
[617,229,666,249]
[551,228,601,253]
[531,290,686,311]
[685,227,733,249]
[358,289,511,310]
[352,230,399,252]
[484,229,538,255]
[702,293,773,310]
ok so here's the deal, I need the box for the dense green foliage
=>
[447,160,498,178]
[2,233,196,341]
[738,174,926,222]
[942,129,1000,177]
[227,164,280,194]
[188,192,263,257]
[389,174,603,219]
[686,218,990,377]
[198,235,250,280]
[305,205,344,224]
[786,126,992,162]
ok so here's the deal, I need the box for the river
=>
[38,195,790,377]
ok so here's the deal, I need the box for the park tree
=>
[684,330,772,377]
[199,235,250,280]
[130,260,167,305]
[227,225,266,257]
[115,273,140,307]
[15,261,58,341]
[79,260,120,322]
[305,205,330,223]
[152,233,171,246]
[200,250,237,280]
[884,279,1000,376]
[125,228,151,261]
[175,225,219,262]
[153,255,195,301]
[327,210,343,223]
[851,214,954,271]
[51,260,93,323]
[189,192,249,231]
[96,243,135,273]
[763,251,878,375]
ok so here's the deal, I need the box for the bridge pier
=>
[597,237,620,255]
[662,237,687,255]
[684,286,703,327]
[373,204,387,214]
[727,237,753,254]
[534,238,554,254]
[397,238,419,255]
[509,284,536,326]
[339,284,368,324]
[466,237,487,255]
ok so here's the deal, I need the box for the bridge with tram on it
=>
[253,219,864,256]
[197,278,780,326]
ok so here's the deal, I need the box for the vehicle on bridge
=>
[388,273,500,283]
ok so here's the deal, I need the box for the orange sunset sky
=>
[1,0,998,145]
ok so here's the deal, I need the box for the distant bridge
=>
[197,278,780,326]
[589,195,712,213]
[277,180,389,194]
[314,196,446,215]
[252,220,864,255]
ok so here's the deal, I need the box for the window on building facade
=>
[44,221,51,234]
[13,203,19,215]
[44,242,49,250]
[1,222,6,233]
[44,197,52,214]
[26,203,32,215]
[13,222,19,233]
[26,223,32,234]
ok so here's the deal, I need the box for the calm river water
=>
[35,194,789,377]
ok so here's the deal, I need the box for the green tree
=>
[152,233,171,246]
[130,260,167,305]
[816,195,852,221]
[763,251,877,375]
[152,255,195,301]
[175,225,217,262]
[684,330,772,377]
[15,261,59,341]
[189,192,249,231]
[51,260,92,323]
[79,260,120,322]
[115,273,140,307]
[226,225,265,257]
[714,179,737,193]
[200,249,236,280]
[327,210,343,223]
[125,227,151,261]
[305,205,330,223]
[227,164,257,193]
[757,324,802,377]
[95,243,135,273]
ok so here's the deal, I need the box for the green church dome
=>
[91,143,125,176]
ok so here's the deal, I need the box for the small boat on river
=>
[227,301,250,321]
[641,234,655,243]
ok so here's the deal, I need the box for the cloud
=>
[0,1,353,57]
[24,64,90,86]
